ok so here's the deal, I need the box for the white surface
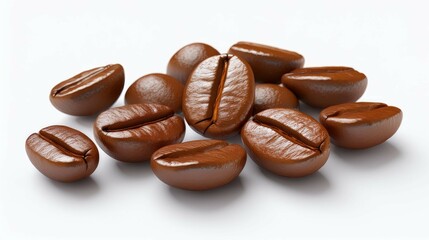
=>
[1,0,429,239]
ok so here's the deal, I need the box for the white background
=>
[1,0,429,239]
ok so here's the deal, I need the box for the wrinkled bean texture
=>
[183,54,255,139]
[242,108,330,177]
[151,140,246,190]
[94,104,185,162]
[25,125,99,182]
[50,64,124,116]
[319,102,402,149]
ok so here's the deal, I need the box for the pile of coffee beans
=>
[25,41,403,190]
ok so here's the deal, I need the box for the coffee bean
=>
[228,41,304,83]
[94,103,185,162]
[254,84,299,115]
[183,54,255,139]
[151,140,246,190]
[25,125,99,182]
[167,43,220,85]
[282,66,367,108]
[241,108,330,177]
[319,102,402,149]
[125,73,184,113]
[50,64,125,116]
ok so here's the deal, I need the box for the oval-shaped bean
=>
[151,140,246,191]
[319,102,402,149]
[50,64,125,116]
[167,42,220,85]
[25,125,99,182]
[241,108,330,177]
[254,84,299,115]
[94,103,185,162]
[125,73,184,113]
[183,54,255,139]
[228,41,304,83]
[282,66,367,108]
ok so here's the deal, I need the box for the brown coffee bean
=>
[25,125,99,182]
[151,140,246,191]
[319,102,402,149]
[50,64,125,116]
[228,41,304,83]
[93,103,185,162]
[125,73,184,113]
[254,84,299,115]
[183,54,255,139]
[241,108,330,177]
[167,43,220,85]
[282,66,367,108]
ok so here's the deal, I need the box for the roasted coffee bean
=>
[167,43,220,85]
[183,54,255,139]
[282,66,367,108]
[228,41,304,83]
[241,108,330,177]
[25,125,99,182]
[125,73,184,113]
[50,64,125,116]
[319,102,402,149]
[151,140,246,191]
[94,103,185,162]
[254,84,299,114]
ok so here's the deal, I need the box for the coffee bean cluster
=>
[25,41,403,190]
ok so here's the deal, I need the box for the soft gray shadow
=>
[115,161,154,179]
[73,115,98,129]
[259,169,331,195]
[227,134,244,146]
[177,111,184,117]
[332,142,401,169]
[168,177,245,210]
[298,101,321,120]
[48,177,100,198]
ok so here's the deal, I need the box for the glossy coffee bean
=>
[241,108,330,177]
[254,84,299,115]
[183,54,255,139]
[151,140,246,191]
[319,102,402,149]
[167,43,220,85]
[228,41,304,83]
[125,73,184,113]
[282,66,367,108]
[50,64,125,116]
[25,125,99,182]
[94,103,185,162]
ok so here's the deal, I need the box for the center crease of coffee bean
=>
[194,55,231,134]
[253,118,325,153]
[52,65,110,96]
[156,143,226,161]
[37,131,89,170]
[101,113,175,132]
[323,103,387,120]
[211,56,229,123]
